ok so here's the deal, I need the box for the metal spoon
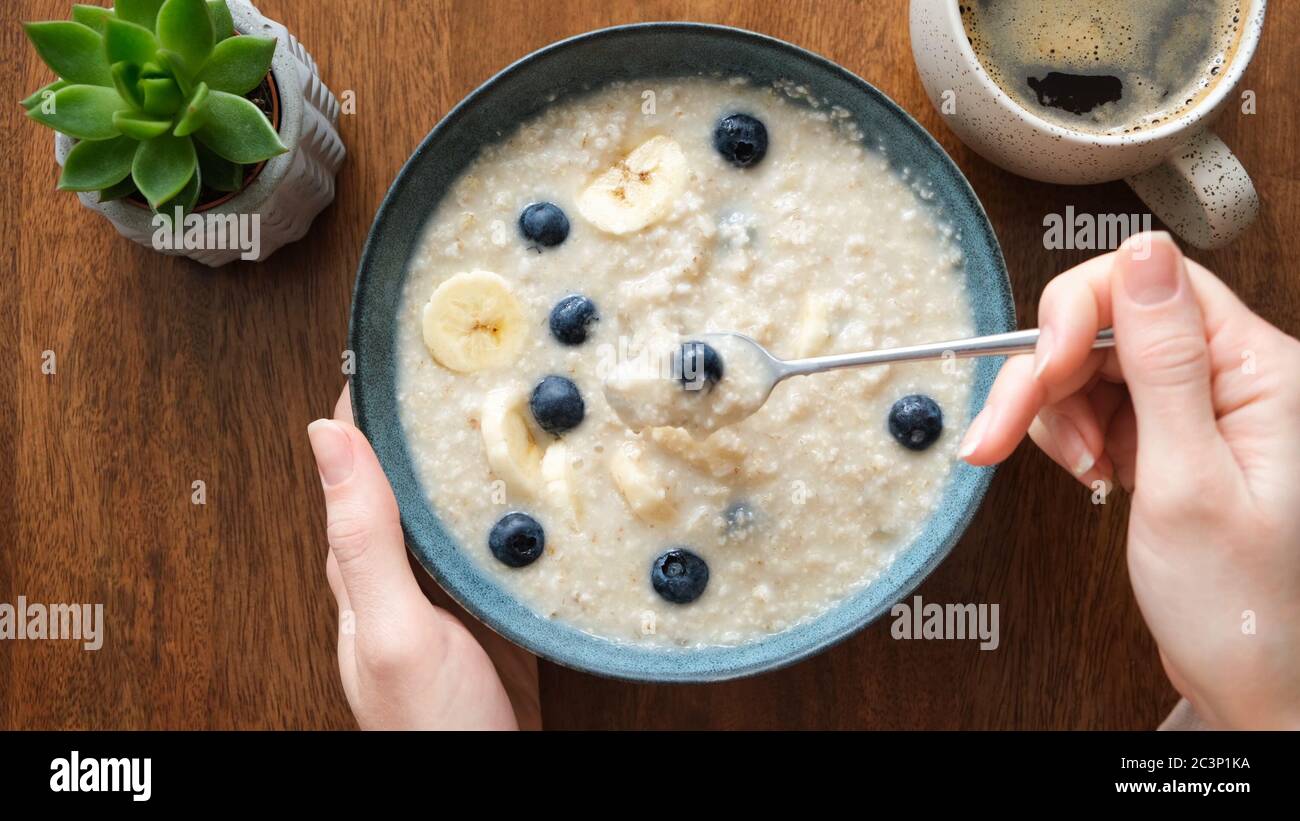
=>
[691,327,1116,425]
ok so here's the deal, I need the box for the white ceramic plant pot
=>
[53,0,345,266]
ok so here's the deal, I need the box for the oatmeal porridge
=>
[395,77,975,647]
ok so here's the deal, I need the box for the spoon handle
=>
[778,328,1116,379]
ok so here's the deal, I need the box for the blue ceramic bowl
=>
[350,23,1014,682]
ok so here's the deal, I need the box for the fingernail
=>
[958,407,992,460]
[1042,409,1095,478]
[308,419,354,487]
[1033,325,1054,380]
[1119,231,1181,306]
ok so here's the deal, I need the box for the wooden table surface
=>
[3,0,1296,730]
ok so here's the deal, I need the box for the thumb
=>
[307,418,424,621]
[1110,232,1221,477]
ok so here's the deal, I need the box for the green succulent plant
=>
[21,0,287,212]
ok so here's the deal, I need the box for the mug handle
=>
[1125,130,1259,250]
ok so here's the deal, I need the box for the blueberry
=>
[888,394,944,451]
[651,548,710,604]
[724,501,757,537]
[519,202,569,248]
[549,294,598,345]
[529,375,585,435]
[713,113,768,168]
[678,341,724,390]
[488,512,545,568]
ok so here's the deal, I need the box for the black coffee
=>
[960,0,1245,134]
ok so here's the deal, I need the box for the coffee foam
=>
[961,0,1245,134]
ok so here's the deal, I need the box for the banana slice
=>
[422,270,527,372]
[577,136,688,235]
[541,441,581,525]
[481,386,543,499]
[609,440,674,523]
[793,291,832,357]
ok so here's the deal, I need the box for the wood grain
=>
[2,0,1295,730]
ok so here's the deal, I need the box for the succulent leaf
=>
[27,84,129,140]
[113,110,173,140]
[114,0,167,32]
[196,140,243,192]
[196,36,275,96]
[157,0,214,75]
[58,135,137,191]
[105,18,160,66]
[157,50,195,95]
[21,79,69,111]
[173,82,210,137]
[160,162,202,214]
[71,4,112,33]
[132,132,197,207]
[195,90,286,164]
[110,61,145,109]
[24,21,113,86]
[140,77,183,117]
[97,175,139,202]
[207,0,235,42]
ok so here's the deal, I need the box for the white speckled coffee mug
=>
[910,0,1266,249]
